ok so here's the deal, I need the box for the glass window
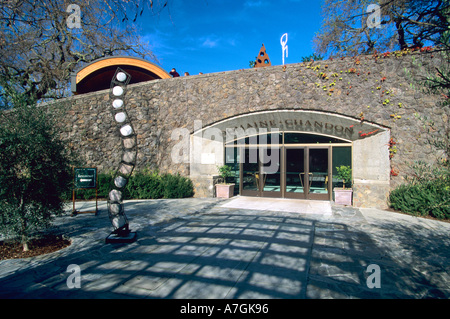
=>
[226,133,282,146]
[225,133,352,199]
[285,133,349,144]
[225,147,240,195]
[332,146,352,192]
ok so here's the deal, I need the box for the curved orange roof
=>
[71,56,171,94]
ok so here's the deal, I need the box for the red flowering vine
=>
[390,168,399,176]
[420,46,433,52]
[388,138,397,159]
[358,129,380,138]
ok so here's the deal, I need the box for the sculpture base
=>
[105,231,137,244]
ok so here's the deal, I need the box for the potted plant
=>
[215,165,235,198]
[334,165,353,206]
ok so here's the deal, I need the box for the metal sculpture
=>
[254,44,271,68]
[281,33,288,65]
[105,68,138,243]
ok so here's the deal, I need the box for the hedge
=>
[389,177,450,220]
[72,171,194,200]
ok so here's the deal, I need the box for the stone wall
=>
[51,50,445,207]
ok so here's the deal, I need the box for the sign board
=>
[73,167,98,215]
[74,168,97,189]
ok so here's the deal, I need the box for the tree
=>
[314,0,450,58]
[300,53,324,62]
[0,89,79,251]
[418,2,450,163]
[336,165,352,189]
[0,1,173,251]
[0,0,170,103]
[314,0,450,162]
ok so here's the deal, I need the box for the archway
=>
[71,56,171,94]
[190,110,391,207]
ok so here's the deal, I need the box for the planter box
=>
[334,188,353,206]
[216,184,235,198]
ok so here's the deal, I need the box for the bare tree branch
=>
[314,0,449,57]
[0,0,170,104]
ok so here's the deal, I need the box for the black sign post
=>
[73,167,98,215]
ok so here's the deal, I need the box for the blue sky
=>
[139,0,323,76]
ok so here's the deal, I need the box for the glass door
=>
[284,147,330,200]
[241,147,260,196]
[308,148,330,200]
[260,147,281,198]
[285,148,306,199]
[238,141,333,200]
[241,147,282,197]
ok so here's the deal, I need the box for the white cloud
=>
[227,38,237,47]
[200,34,240,49]
[202,37,219,48]
[141,30,173,53]
[244,1,269,7]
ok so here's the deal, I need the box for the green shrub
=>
[71,170,194,200]
[98,172,114,198]
[406,161,449,185]
[389,177,450,219]
[161,173,194,199]
[0,101,76,251]
[335,165,352,189]
[217,165,233,184]
[125,170,164,199]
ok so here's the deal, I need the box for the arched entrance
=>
[225,132,352,201]
[190,110,390,206]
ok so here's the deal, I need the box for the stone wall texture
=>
[50,50,446,207]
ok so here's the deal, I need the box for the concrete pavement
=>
[0,196,449,299]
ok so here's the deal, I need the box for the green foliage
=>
[217,165,233,184]
[73,170,194,200]
[389,178,450,220]
[336,165,352,188]
[405,161,449,185]
[124,170,164,200]
[390,161,449,219]
[161,173,194,199]
[301,53,324,62]
[0,102,77,250]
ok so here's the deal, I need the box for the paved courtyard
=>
[0,197,449,299]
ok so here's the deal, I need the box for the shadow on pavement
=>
[0,199,448,299]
